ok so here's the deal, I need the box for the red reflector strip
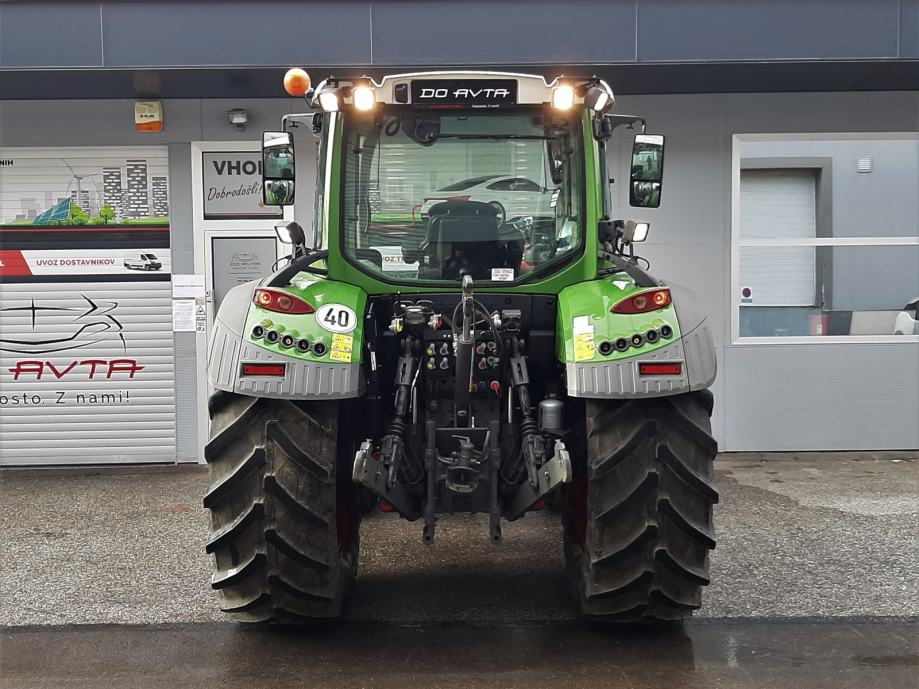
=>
[639,362,682,376]
[241,363,286,377]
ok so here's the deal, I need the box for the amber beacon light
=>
[283,68,312,97]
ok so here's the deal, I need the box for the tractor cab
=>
[261,70,664,290]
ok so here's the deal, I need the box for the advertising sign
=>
[0,146,176,466]
[410,79,518,109]
[0,248,171,277]
[202,151,282,220]
[211,236,277,310]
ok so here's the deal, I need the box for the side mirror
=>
[262,131,295,206]
[629,134,664,208]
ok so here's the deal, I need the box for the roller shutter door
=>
[0,145,175,466]
[739,169,817,306]
[0,281,176,465]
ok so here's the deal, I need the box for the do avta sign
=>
[203,151,282,220]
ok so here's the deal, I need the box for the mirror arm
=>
[281,112,314,132]
[597,249,659,288]
[266,249,329,287]
[595,115,647,141]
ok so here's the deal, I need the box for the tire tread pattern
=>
[564,390,718,622]
[203,392,359,623]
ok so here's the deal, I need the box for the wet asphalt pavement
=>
[3,619,918,689]
[1,453,917,687]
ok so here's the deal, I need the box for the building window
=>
[732,134,919,341]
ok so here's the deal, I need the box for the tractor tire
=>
[203,390,361,623]
[563,391,718,622]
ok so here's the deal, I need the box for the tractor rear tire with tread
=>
[563,391,718,622]
[203,390,360,623]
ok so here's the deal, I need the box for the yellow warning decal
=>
[331,334,353,352]
[572,315,596,362]
[329,349,351,363]
[573,332,596,362]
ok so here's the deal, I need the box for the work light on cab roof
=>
[282,67,615,113]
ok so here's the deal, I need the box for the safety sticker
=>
[490,268,514,282]
[331,333,353,352]
[316,303,357,333]
[573,332,596,362]
[572,316,596,361]
[329,333,354,362]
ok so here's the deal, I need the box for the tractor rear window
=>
[341,110,584,283]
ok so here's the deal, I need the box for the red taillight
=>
[639,362,682,376]
[253,288,314,314]
[612,289,672,314]
[241,363,286,377]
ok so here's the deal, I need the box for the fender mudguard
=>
[207,277,367,399]
[557,278,716,398]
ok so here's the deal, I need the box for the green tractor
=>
[204,69,718,623]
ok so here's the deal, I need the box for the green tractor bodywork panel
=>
[207,276,367,399]
[558,277,716,398]
[555,277,682,364]
[243,277,367,365]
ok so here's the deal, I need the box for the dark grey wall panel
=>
[2,1,915,73]
[371,0,636,65]
[903,0,919,58]
[0,2,103,67]
[638,0,901,61]
[100,1,371,67]
[167,144,198,463]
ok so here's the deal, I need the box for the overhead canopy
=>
[1,0,917,99]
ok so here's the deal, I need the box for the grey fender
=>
[213,280,259,338]
[669,282,717,391]
[565,282,717,398]
[206,280,363,400]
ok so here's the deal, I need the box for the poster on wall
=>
[202,151,283,220]
[0,146,176,466]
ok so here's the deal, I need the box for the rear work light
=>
[612,289,672,314]
[241,363,286,377]
[639,362,682,376]
[253,288,315,314]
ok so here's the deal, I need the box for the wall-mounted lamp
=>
[227,108,248,130]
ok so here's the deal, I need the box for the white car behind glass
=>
[893,298,919,335]
[419,175,554,220]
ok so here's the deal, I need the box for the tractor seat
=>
[424,201,502,278]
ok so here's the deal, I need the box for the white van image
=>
[123,252,162,271]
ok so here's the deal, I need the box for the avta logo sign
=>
[411,79,518,108]
[419,88,512,99]
[8,359,144,380]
